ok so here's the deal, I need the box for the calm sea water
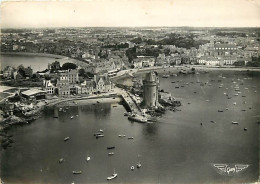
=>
[0,54,67,72]
[0,69,260,183]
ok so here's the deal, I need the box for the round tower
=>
[143,72,158,108]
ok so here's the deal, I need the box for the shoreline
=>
[0,92,122,149]
[1,52,66,59]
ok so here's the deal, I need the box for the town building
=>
[80,80,96,94]
[43,80,56,94]
[21,89,47,100]
[94,74,113,93]
[48,61,61,70]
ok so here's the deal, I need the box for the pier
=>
[113,87,142,116]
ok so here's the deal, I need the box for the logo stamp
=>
[211,163,249,176]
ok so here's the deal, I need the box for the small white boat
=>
[107,169,117,180]
[86,156,91,161]
[71,116,74,119]
[137,163,141,168]
[72,171,82,174]
[118,135,122,137]
[122,135,126,137]
[100,129,103,133]
[131,166,135,170]
[59,158,64,163]
[232,121,239,125]
[96,134,104,138]
[64,137,70,141]
[233,102,237,105]
[108,152,114,156]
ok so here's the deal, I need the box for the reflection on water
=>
[0,70,259,184]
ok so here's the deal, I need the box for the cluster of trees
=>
[215,32,247,37]
[102,43,129,49]
[16,65,33,79]
[131,33,208,49]
[126,47,138,62]
[60,62,77,70]
[246,57,260,67]
[130,34,208,49]
[158,33,208,49]
[78,68,94,80]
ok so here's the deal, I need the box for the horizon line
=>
[1,26,260,29]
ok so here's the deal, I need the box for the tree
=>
[61,62,77,70]
[78,68,85,76]
[126,47,137,62]
[17,65,25,78]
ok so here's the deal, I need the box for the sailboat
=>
[107,168,117,180]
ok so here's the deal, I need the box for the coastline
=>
[1,52,66,59]
[0,92,122,149]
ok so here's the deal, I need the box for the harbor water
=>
[0,70,260,184]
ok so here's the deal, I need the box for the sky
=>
[1,0,260,28]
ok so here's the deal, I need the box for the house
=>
[48,61,61,70]
[56,75,70,95]
[43,80,56,94]
[198,57,223,66]
[94,74,112,93]
[133,56,155,68]
[67,69,79,84]
[81,80,96,94]
[223,57,237,65]
[214,43,238,57]
[133,60,143,68]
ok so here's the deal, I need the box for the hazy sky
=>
[1,0,260,28]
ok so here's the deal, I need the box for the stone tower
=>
[143,72,158,108]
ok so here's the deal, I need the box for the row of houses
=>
[197,57,252,66]
[43,72,113,96]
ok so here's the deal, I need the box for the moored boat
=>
[131,166,135,170]
[72,171,82,174]
[232,121,239,124]
[107,146,115,149]
[96,134,104,138]
[59,158,64,163]
[64,137,70,141]
[107,169,117,180]
[108,152,114,156]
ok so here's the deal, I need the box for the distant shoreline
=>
[0,52,66,59]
